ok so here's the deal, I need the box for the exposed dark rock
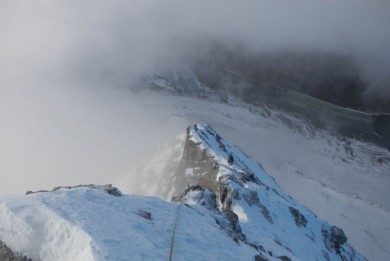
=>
[276,256,292,261]
[25,189,49,195]
[289,206,308,227]
[220,186,232,210]
[183,185,203,194]
[242,192,273,224]
[225,210,246,242]
[274,240,282,246]
[105,186,123,196]
[330,226,348,254]
[258,245,266,253]
[322,225,348,254]
[237,172,263,185]
[137,210,152,220]
[247,242,259,251]
[0,241,31,261]
[258,203,274,224]
[175,186,217,210]
[255,254,268,261]
[26,184,122,197]
[215,133,228,153]
[228,154,234,165]
[243,191,260,206]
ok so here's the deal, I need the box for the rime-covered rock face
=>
[169,124,366,261]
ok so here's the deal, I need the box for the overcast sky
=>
[0,0,389,194]
[0,0,389,93]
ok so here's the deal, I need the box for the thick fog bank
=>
[0,88,187,195]
[1,0,389,193]
[1,1,389,93]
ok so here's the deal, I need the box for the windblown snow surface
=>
[0,186,259,260]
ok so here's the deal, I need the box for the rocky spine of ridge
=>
[0,241,31,261]
[25,184,122,197]
[165,124,366,261]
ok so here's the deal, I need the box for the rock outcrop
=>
[166,124,366,261]
[26,184,122,197]
[0,241,31,261]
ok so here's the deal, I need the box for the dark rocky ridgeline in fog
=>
[190,44,388,113]
[144,44,390,149]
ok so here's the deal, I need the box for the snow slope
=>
[0,185,260,261]
[0,123,367,260]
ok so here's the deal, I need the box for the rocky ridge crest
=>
[166,124,366,261]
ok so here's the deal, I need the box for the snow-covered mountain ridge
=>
[170,124,365,261]
[123,85,389,260]
[0,125,366,260]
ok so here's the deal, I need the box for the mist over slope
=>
[1,1,389,189]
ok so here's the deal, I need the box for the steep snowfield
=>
[0,186,258,260]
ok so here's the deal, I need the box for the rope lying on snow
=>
[168,201,182,261]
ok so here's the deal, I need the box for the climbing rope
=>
[168,201,182,261]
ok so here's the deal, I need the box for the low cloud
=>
[1,0,389,91]
[1,0,389,194]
